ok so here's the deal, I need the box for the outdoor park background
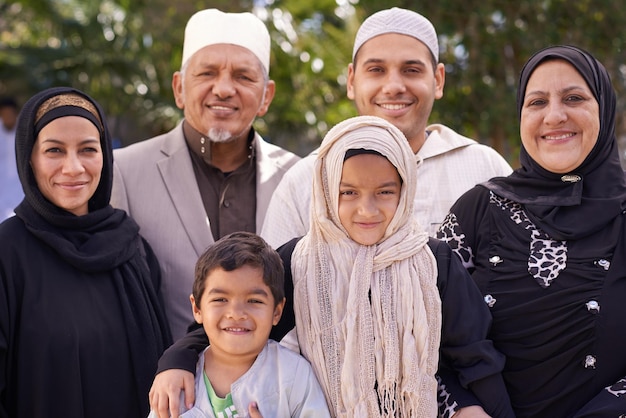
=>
[2,0,626,167]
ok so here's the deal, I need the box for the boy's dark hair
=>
[192,231,285,308]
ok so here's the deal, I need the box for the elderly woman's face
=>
[30,116,103,216]
[520,59,600,174]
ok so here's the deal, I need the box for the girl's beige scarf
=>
[292,116,442,417]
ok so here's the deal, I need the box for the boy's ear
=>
[190,294,203,324]
[272,297,286,326]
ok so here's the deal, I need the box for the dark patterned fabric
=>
[437,45,626,417]
[438,168,626,417]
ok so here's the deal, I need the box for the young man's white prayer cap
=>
[352,7,439,63]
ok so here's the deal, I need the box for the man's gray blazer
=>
[111,123,300,339]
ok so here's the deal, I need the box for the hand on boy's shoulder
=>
[148,369,196,418]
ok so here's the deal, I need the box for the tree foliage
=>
[2,0,626,166]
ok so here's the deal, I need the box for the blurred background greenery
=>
[2,0,626,167]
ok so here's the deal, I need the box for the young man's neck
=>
[408,130,429,154]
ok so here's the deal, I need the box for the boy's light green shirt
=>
[204,370,239,417]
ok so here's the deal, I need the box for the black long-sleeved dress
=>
[438,185,626,417]
[0,213,172,418]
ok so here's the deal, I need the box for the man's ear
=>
[256,80,276,117]
[346,63,356,100]
[172,71,185,110]
[434,62,445,100]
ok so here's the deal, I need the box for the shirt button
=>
[489,255,502,266]
[584,355,597,369]
[586,300,600,314]
[223,201,230,208]
[484,294,496,307]
[595,259,610,270]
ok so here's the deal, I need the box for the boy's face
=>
[338,153,401,245]
[191,265,284,361]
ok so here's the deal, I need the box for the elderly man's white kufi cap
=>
[181,9,271,73]
[352,7,439,62]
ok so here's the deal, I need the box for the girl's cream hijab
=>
[292,115,442,417]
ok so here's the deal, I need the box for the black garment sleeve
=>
[274,237,300,340]
[155,237,301,375]
[142,237,173,346]
[429,238,514,418]
[155,326,207,374]
[573,377,626,417]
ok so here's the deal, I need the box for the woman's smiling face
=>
[30,116,103,216]
[520,59,600,174]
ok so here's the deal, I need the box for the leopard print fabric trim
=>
[437,192,567,288]
[607,378,626,398]
[437,212,474,270]
[490,192,567,288]
[437,375,459,418]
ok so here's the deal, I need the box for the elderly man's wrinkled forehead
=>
[180,43,269,83]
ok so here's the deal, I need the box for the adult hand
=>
[453,405,491,418]
[148,369,195,418]
[248,402,264,418]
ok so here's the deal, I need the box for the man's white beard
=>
[206,127,234,143]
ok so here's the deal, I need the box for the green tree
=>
[354,0,626,165]
[261,0,358,154]
[3,0,626,165]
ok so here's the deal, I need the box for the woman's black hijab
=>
[15,86,114,229]
[485,45,626,240]
[13,86,171,415]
